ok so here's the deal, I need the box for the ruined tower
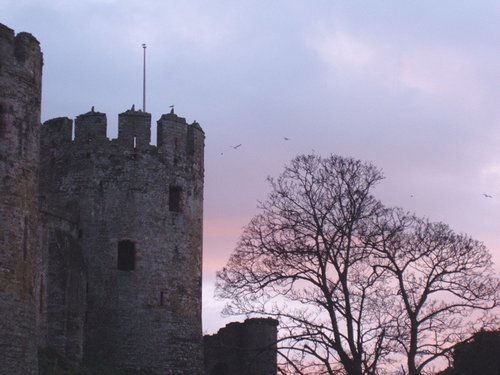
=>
[39,108,205,373]
[0,24,43,375]
[204,318,279,375]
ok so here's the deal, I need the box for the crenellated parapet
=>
[41,108,204,172]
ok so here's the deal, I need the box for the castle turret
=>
[0,23,43,375]
[40,107,205,374]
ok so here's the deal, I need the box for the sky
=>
[3,0,500,334]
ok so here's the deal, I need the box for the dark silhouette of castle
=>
[0,23,277,375]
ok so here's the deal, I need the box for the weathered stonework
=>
[0,23,43,375]
[204,318,279,375]
[0,22,278,375]
[39,107,205,374]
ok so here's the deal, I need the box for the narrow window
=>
[169,186,182,212]
[18,123,24,157]
[117,240,135,271]
[39,275,44,313]
[23,216,28,260]
[160,291,164,306]
[133,136,137,149]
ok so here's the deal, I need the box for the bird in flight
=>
[482,193,493,198]
[230,144,242,150]
[284,137,290,141]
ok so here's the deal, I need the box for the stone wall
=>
[0,23,43,375]
[204,318,279,375]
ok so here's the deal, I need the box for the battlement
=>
[75,108,107,143]
[41,108,204,162]
[41,117,73,148]
[118,107,151,149]
[0,23,42,79]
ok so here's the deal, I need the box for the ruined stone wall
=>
[40,108,205,374]
[0,23,43,375]
[204,318,279,375]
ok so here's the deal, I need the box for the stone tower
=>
[0,24,43,375]
[0,24,42,375]
[39,108,205,374]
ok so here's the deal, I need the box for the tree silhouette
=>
[370,210,498,375]
[216,154,499,375]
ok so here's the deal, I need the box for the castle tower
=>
[0,23,43,375]
[39,107,205,374]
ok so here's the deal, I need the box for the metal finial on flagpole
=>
[142,43,147,112]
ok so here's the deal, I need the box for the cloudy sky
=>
[4,0,500,333]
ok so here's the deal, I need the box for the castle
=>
[0,23,277,374]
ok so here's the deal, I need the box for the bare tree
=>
[370,209,499,375]
[216,154,394,375]
[216,154,499,375]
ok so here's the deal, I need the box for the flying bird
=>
[284,137,290,141]
[482,193,493,198]
[230,144,242,150]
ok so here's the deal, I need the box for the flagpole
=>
[142,43,147,112]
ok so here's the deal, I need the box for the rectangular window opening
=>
[133,136,137,149]
[39,275,44,313]
[169,186,182,212]
[117,240,135,271]
[23,216,28,260]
